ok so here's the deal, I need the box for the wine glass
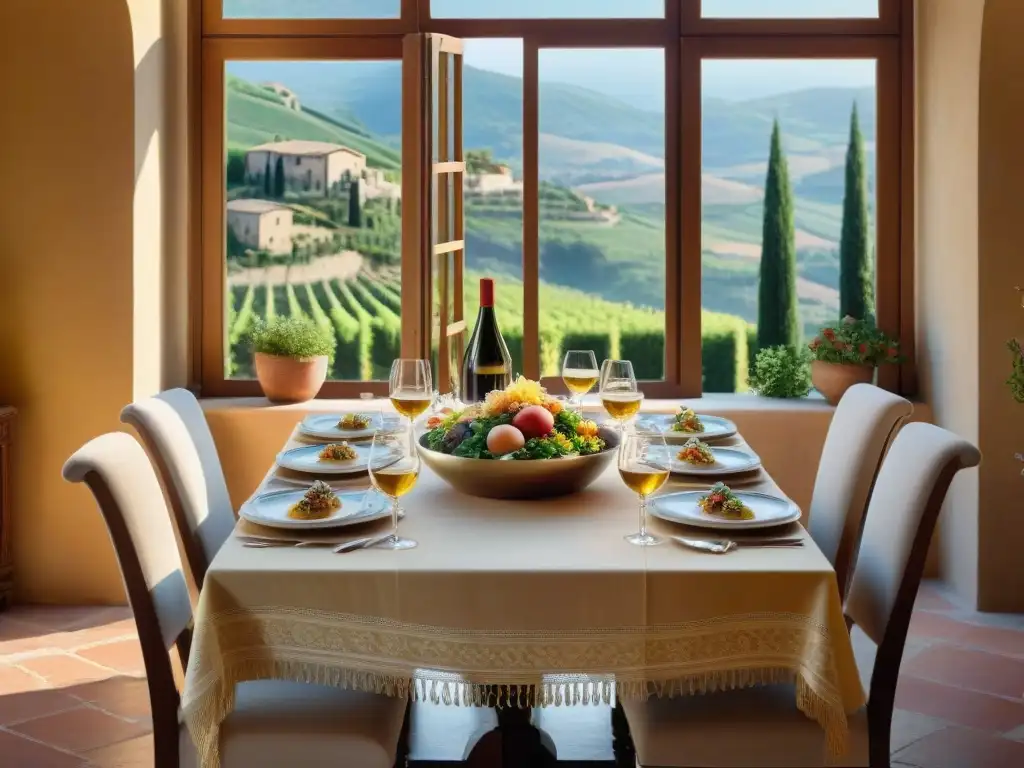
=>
[368,426,420,551]
[389,359,433,428]
[562,350,599,415]
[599,359,644,434]
[618,431,670,547]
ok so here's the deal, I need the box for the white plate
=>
[650,490,800,531]
[636,414,738,443]
[298,413,382,441]
[240,488,390,530]
[276,443,378,476]
[669,447,761,477]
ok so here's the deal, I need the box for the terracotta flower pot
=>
[254,352,328,403]
[811,361,874,406]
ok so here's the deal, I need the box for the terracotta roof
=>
[247,139,365,158]
[226,199,288,214]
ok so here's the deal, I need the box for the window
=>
[198,1,913,398]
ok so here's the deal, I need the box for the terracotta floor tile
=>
[902,646,1024,699]
[916,581,958,612]
[0,687,82,725]
[85,732,154,768]
[894,725,1024,768]
[959,623,1024,658]
[0,729,86,767]
[908,611,975,642]
[895,676,1024,733]
[1005,723,1024,742]
[0,617,68,656]
[75,640,145,676]
[63,619,138,651]
[11,704,150,754]
[0,662,47,695]
[17,654,116,687]
[890,708,951,754]
[70,676,151,721]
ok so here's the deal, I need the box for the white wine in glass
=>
[599,359,643,432]
[562,350,599,414]
[389,359,433,423]
[368,427,420,551]
[618,431,669,547]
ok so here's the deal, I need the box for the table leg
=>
[464,686,557,768]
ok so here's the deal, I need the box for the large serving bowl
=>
[417,426,620,500]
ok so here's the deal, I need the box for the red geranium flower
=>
[823,328,836,341]
[858,343,869,356]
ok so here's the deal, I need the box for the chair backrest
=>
[63,432,191,762]
[844,423,980,725]
[809,383,913,598]
[121,388,234,593]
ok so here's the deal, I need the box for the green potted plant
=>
[747,345,813,398]
[249,317,335,403]
[808,316,902,405]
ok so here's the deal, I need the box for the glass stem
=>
[639,494,648,538]
[390,497,400,540]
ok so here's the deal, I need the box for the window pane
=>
[224,60,402,381]
[461,40,525,377]
[432,1,663,18]
[223,1,400,18]
[701,59,877,393]
[539,49,665,379]
[702,1,879,18]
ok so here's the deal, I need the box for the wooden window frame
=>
[195,0,915,398]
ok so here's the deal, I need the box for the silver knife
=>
[334,533,392,553]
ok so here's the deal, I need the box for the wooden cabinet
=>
[0,407,13,611]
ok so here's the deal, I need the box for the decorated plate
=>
[275,443,391,476]
[240,488,389,530]
[298,413,382,441]
[650,490,800,531]
[669,447,761,477]
[636,414,738,443]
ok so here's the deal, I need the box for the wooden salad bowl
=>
[416,427,620,500]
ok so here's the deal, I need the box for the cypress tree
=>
[348,179,363,228]
[263,155,271,196]
[757,120,800,350]
[274,155,285,198]
[839,103,874,320]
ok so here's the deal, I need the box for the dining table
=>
[182,417,865,768]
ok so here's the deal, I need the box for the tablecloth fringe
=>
[185,661,848,768]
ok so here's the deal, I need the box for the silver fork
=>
[672,536,804,554]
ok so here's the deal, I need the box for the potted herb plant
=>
[808,316,902,405]
[249,317,335,403]
[747,345,813,399]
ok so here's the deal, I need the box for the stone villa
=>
[245,139,367,196]
[226,198,293,255]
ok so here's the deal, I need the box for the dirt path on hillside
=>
[227,251,363,287]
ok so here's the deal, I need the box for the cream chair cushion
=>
[622,687,868,768]
[808,384,912,597]
[179,680,408,768]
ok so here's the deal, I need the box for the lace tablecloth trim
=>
[183,608,858,768]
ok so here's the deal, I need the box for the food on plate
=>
[318,442,358,462]
[697,482,754,520]
[337,413,371,431]
[677,437,715,465]
[486,424,526,456]
[424,376,606,460]
[512,404,555,439]
[288,480,341,520]
[670,407,705,433]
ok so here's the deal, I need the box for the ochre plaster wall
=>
[0,0,136,602]
[977,0,1024,611]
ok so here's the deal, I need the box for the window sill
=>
[200,392,839,415]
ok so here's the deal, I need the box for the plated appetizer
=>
[677,437,715,466]
[698,482,754,520]
[288,480,341,520]
[424,376,607,460]
[337,413,371,431]
[670,407,705,433]
[318,442,358,462]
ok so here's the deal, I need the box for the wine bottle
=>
[460,278,512,403]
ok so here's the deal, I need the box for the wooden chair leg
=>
[612,701,636,767]
[394,697,412,768]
